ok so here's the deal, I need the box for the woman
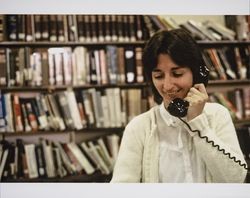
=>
[111,29,247,183]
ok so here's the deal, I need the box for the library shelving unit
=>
[0,15,250,182]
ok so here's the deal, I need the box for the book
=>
[64,89,83,130]
[135,47,144,83]
[106,45,118,84]
[67,15,78,42]
[57,15,65,42]
[41,15,49,41]
[106,134,120,162]
[0,48,7,86]
[0,15,5,41]
[7,15,18,41]
[49,15,58,42]
[124,46,136,83]
[67,142,95,174]
[56,91,74,130]
[34,144,46,178]
[110,15,118,41]
[17,15,25,41]
[12,94,24,132]
[25,15,34,42]
[97,15,105,42]
[77,15,85,42]
[34,15,42,41]
[0,91,6,132]
[24,144,39,178]
[90,15,98,42]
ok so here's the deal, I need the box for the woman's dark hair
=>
[142,28,209,104]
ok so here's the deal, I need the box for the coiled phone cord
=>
[178,117,248,170]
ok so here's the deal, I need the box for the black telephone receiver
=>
[166,65,248,170]
[167,65,209,117]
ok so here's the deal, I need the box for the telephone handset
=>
[166,65,248,170]
[167,64,210,117]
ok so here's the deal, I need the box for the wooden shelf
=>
[207,79,250,92]
[4,171,112,183]
[0,41,145,47]
[1,127,124,136]
[197,40,250,47]
[0,83,149,92]
[0,40,249,48]
[234,119,250,128]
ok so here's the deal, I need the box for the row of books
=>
[202,46,250,80]
[0,87,150,133]
[0,15,157,43]
[151,15,250,41]
[0,46,144,87]
[208,87,250,120]
[0,45,249,88]
[0,134,120,181]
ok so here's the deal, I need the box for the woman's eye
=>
[173,73,183,77]
[153,75,163,79]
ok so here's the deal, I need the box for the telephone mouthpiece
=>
[167,98,189,117]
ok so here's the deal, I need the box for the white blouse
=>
[159,102,206,182]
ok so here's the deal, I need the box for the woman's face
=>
[152,54,193,107]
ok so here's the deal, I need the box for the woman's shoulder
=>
[204,102,229,116]
[126,106,159,129]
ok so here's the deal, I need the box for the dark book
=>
[41,15,49,41]
[0,15,6,42]
[77,15,86,42]
[34,15,42,41]
[124,46,136,83]
[110,15,118,41]
[84,15,91,42]
[35,144,47,178]
[104,15,111,42]
[16,139,25,178]
[122,15,129,42]
[97,15,104,42]
[17,15,25,41]
[0,91,6,132]
[90,15,98,42]
[117,15,124,42]
[57,15,65,42]
[135,15,143,40]
[89,50,98,84]
[25,15,34,42]
[128,15,136,42]
[49,15,57,42]
[7,15,18,41]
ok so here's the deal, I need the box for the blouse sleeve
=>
[110,119,145,182]
[184,103,247,183]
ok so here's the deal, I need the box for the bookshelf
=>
[0,14,250,183]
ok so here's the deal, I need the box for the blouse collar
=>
[159,102,185,127]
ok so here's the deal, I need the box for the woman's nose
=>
[162,77,174,91]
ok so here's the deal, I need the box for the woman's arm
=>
[184,104,247,183]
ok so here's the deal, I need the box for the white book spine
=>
[24,144,39,179]
[106,89,116,127]
[67,142,95,174]
[114,88,122,127]
[65,90,83,130]
[101,95,110,127]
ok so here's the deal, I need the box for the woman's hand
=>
[184,83,208,121]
